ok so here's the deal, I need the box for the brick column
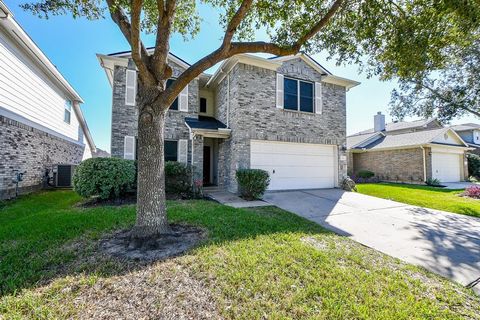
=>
[191,135,204,185]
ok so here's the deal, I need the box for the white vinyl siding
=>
[250,140,337,190]
[178,139,188,163]
[0,32,81,141]
[124,136,136,160]
[125,69,137,106]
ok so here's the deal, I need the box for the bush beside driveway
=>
[0,191,479,319]
[357,183,480,217]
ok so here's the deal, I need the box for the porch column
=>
[191,135,204,185]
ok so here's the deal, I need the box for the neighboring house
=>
[347,112,470,183]
[0,1,96,199]
[450,123,480,155]
[98,50,359,192]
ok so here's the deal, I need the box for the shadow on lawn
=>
[0,192,327,296]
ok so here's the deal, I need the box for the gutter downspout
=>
[420,146,427,182]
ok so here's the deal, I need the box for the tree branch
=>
[222,0,254,47]
[152,0,176,80]
[165,0,345,105]
[106,0,155,85]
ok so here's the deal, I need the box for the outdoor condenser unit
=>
[53,164,76,187]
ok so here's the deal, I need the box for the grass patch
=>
[0,191,479,319]
[356,183,480,217]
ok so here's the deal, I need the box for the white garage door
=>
[250,140,337,190]
[432,152,462,182]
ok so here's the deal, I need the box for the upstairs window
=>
[200,97,207,113]
[64,100,72,124]
[166,79,179,110]
[283,77,314,113]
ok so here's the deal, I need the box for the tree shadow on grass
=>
[0,191,329,297]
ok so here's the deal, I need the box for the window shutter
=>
[315,82,322,114]
[124,136,136,160]
[178,139,188,163]
[276,73,284,109]
[125,69,137,106]
[178,85,189,112]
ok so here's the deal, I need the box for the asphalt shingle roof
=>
[351,118,437,136]
[450,123,480,131]
[359,128,448,150]
[185,116,227,130]
[346,132,380,149]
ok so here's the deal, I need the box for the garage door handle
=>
[273,169,275,174]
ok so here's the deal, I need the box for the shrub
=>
[464,185,480,199]
[426,178,442,187]
[236,169,270,200]
[357,170,375,179]
[165,161,192,194]
[73,157,136,200]
[467,153,480,178]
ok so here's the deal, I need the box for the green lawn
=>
[356,183,480,217]
[0,191,479,319]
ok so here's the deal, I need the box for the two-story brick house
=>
[98,50,359,192]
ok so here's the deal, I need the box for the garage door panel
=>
[432,152,461,182]
[251,154,334,167]
[250,140,337,190]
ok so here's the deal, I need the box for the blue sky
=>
[5,0,477,152]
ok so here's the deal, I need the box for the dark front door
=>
[203,146,211,185]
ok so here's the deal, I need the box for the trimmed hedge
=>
[165,161,192,194]
[467,153,480,178]
[236,169,270,200]
[357,170,375,179]
[73,157,136,200]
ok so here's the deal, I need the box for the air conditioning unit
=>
[52,164,76,188]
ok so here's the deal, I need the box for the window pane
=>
[65,100,72,111]
[300,81,314,113]
[165,141,178,162]
[166,79,179,110]
[64,110,71,123]
[200,97,207,113]
[284,78,298,110]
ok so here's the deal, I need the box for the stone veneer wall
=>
[352,148,426,183]
[110,60,202,174]
[217,58,348,192]
[0,116,84,199]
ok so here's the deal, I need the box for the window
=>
[200,97,207,113]
[165,140,178,161]
[283,77,314,113]
[166,79,179,110]
[64,100,72,123]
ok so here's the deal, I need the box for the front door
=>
[203,146,211,185]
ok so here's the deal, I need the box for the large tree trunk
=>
[131,87,171,239]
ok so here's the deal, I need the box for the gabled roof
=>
[346,132,383,149]
[269,53,332,75]
[349,128,468,152]
[351,117,440,136]
[108,48,191,69]
[450,123,480,132]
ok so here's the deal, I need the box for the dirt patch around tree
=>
[100,224,207,261]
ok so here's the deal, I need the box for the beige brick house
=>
[347,113,471,184]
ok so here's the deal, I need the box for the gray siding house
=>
[451,123,480,155]
[98,51,359,192]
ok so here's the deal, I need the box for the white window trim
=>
[283,76,315,113]
[64,100,72,124]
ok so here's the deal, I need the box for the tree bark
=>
[131,86,171,239]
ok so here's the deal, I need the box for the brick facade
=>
[111,57,349,192]
[0,116,84,199]
[216,59,347,192]
[351,148,426,183]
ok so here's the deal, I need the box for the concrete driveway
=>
[264,189,480,293]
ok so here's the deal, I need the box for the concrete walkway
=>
[264,189,480,293]
[204,188,270,208]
